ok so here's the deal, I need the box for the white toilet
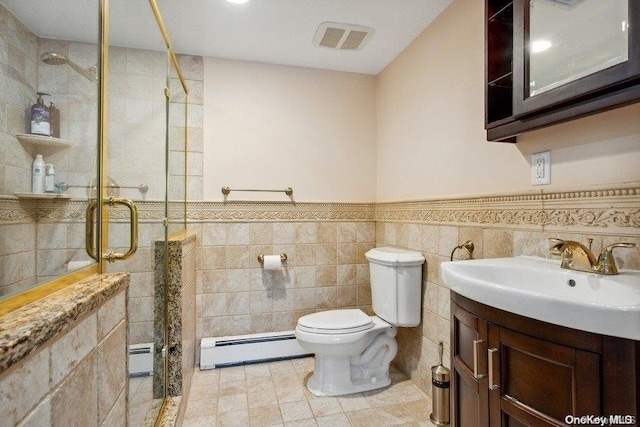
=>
[295,247,425,396]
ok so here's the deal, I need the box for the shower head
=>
[41,52,97,83]
[41,52,68,65]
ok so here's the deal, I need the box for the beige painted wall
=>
[202,58,377,202]
[376,0,640,202]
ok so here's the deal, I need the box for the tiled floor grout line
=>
[182,357,436,426]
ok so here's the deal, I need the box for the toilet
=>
[295,247,425,396]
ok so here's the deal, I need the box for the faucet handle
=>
[548,238,565,255]
[594,243,636,275]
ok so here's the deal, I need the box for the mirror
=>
[529,0,628,96]
[513,0,640,118]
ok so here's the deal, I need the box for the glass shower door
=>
[0,0,100,310]
[0,0,187,424]
[107,2,170,424]
[108,1,188,424]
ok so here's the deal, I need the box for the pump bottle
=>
[30,93,50,136]
[45,164,56,193]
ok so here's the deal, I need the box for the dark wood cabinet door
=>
[488,326,601,427]
[452,293,638,427]
[452,303,489,427]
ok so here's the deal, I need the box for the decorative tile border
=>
[186,201,375,222]
[375,206,640,230]
[0,198,34,222]
[0,198,175,223]
[2,183,638,233]
[375,184,640,233]
[0,198,88,223]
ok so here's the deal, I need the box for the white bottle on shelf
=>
[45,164,55,193]
[32,154,45,194]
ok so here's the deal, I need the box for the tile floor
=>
[182,357,436,426]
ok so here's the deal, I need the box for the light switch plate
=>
[531,151,551,185]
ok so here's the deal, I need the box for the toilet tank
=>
[365,247,425,327]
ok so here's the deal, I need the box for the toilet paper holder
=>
[258,253,288,264]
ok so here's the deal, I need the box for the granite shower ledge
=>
[0,273,129,373]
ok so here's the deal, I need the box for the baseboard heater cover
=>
[129,343,154,377]
[200,331,312,369]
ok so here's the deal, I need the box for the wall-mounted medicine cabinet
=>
[485,0,640,142]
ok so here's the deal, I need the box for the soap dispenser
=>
[45,164,56,193]
[30,92,51,136]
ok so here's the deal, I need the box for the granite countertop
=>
[0,273,129,373]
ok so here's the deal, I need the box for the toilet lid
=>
[297,309,373,334]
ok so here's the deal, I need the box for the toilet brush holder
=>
[430,341,450,426]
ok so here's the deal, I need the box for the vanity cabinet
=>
[485,0,640,142]
[451,292,639,427]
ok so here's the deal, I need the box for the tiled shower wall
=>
[0,10,97,293]
[108,51,202,346]
[0,2,205,301]
[1,4,39,196]
[107,49,203,202]
[0,5,39,295]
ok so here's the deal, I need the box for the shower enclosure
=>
[0,0,188,424]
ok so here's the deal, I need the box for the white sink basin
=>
[441,256,640,340]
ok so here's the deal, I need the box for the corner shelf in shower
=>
[16,133,72,149]
[14,192,72,200]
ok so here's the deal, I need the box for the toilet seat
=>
[297,309,374,335]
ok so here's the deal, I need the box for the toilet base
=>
[305,354,392,396]
[306,371,391,396]
[304,326,398,397]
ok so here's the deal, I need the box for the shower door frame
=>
[101,0,190,421]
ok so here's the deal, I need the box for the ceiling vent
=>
[312,22,375,51]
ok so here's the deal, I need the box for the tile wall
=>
[186,202,377,363]
[0,1,99,293]
[0,5,39,296]
[0,287,128,426]
[0,4,39,196]
[375,186,640,397]
[180,185,640,386]
[107,51,202,347]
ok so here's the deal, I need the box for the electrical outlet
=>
[531,151,551,185]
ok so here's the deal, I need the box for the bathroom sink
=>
[441,256,640,340]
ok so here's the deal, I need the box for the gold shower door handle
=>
[86,197,139,262]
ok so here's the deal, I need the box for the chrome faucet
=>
[549,238,636,275]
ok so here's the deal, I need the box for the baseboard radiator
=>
[129,343,154,377]
[200,331,312,370]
